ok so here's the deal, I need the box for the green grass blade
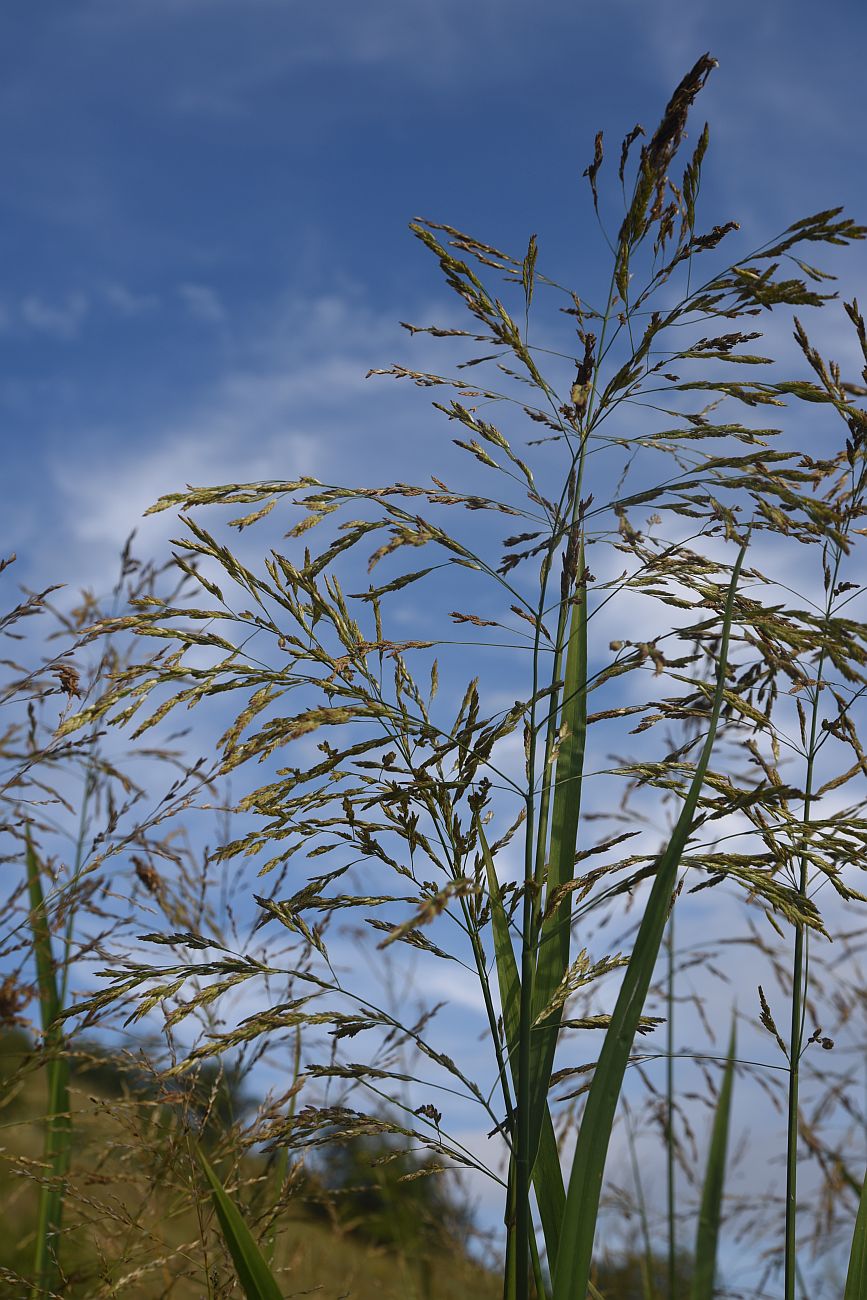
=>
[479,819,565,1268]
[552,545,745,1300]
[845,1168,867,1297]
[26,835,60,1028]
[529,567,587,1152]
[503,1160,517,1300]
[690,1013,737,1300]
[26,832,71,1297]
[532,1108,566,1277]
[196,1144,285,1300]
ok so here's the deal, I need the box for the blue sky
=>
[4,0,867,597]
[5,2,867,1293]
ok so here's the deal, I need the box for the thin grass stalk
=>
[264,1026,303,1266]
[195,1144,284,1300]
[796,1259,811,1299]
[666,912,676,1299]
[57,763,95,1011]
[478,821,566,1268]
[518,284,593,1275]
[690,1014,736,1300]
[478,818,565,1268]
[516,827,537,1300]
[552,545,746,1300]
[514,538,567,1299]
[785,541,843,1299]
[528,552,588,1152]
[624,1101,656,1300]
[25,834,71,1298]
[530,557,575,895]
[521,561,587,1287]
[57,581,125,1011]
[504,1161,517,1300]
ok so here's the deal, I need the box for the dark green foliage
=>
[594,1251,697,1299]
[308,1135,474,1256]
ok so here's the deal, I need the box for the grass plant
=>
[19,52,867,1299]
[1,546,317,1294]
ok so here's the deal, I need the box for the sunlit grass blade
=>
[26,832,71,1298]
[690,1013,737,1300]
[196,1144,285,1300]
[845,1166,867,1298]
[479,818,565,1267]
[529,564,587,1160]
[552,545,745,1300]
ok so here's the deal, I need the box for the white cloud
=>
[20,292,89,339]
[103,281,159,317]
[40,288,438,597]
[178,282,227,324]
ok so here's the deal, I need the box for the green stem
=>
[531,255,616,905]
[264,1026,303,1265]
[504,1160,517,1300]
[667,910,676,1299]
[784,544,840,1300]
[516,278,617,1298]
[463,889,517,1134]
[625,1101,656,1300]
[516,821,535,1300]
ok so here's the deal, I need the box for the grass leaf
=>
[530,562,588,1178]
[196,1144,285,1300]
[690,1013,737,1299]
[845,1167,867,1298]
[478,819,565,1268]
[552,545,746,1300]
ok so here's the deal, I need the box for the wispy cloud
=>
[103,282,159,317]
[41,288,432,595]
[179,282,227,324]
[19,292,89,339]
